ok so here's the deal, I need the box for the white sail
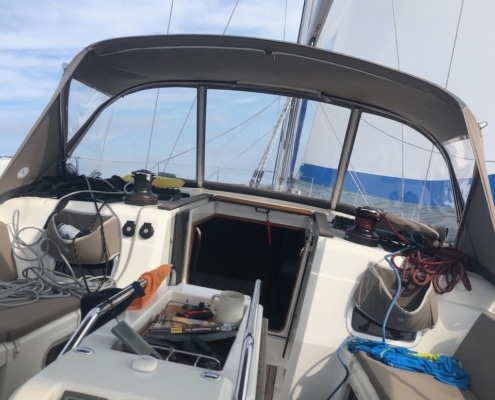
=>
[298,0,495,201]
[0,156,11,177]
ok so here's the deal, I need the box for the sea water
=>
[292,180,458,242]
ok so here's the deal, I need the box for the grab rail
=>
[58,278,147,358]
[234,279,262,400]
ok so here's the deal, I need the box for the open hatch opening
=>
[188,216,306,331]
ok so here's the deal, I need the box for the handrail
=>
[234,279,262,400]
[58,278,147,358]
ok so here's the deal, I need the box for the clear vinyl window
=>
[69,86,198,180]
[343,112,459,239]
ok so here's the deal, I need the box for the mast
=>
[297,0,335,47]
[271,98,299,191]
[268,0,335,192]
[251,0,336,191]
[250,100,292,188]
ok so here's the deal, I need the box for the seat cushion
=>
[0,220,16,281]
[454,312,495,400]
[0,296,79,342]
[355,351,478,400]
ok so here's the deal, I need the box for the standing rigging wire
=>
[94,106,117,175]
[222,0,292,187]
[391,0,408,218]
[144,0,174,172]
[250,98,292,188]
[159,0,238,175]
[147,95,282,174]
[283,0,288,40]
[445,0,465,90]
[205,96,284,181]
[153,0,288,179]
[161,96,196,174]
[391,0,401,71]
[167,0,174,34]
[145,89,161,170]
[273,98,302,191]
[236,121,281,159]
[205,102,263,172]
[206,120,266,181]
[204,98,285,181]
[359,116,441,219]
[413,144,436,220]
[222,0,240,35]
[314,101,371,205]
[391,0,439,220]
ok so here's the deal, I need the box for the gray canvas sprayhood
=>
[1,34,494,282]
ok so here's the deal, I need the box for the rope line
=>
[381,213,471,294]
[391,248,471,295]
[1,203,117,307]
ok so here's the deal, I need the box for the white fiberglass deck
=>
[11,283,263,400]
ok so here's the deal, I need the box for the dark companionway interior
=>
[188,216,306,331]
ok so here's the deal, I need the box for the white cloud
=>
[0,0,304,154]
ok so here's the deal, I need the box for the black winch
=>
[344,206,382,247]
[125,169,158,206]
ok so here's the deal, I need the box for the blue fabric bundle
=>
[347,338,471,389]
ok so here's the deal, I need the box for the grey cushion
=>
[0,219,80,343]
[355,311,495,400]
[454,312,495,400]
[0,221,16,281]
[0,297,79,342]
[355,351,477,400]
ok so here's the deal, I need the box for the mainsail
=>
[295,0,495,201]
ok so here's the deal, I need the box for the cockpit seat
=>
[352,311,495,400]
[0,221,80,399]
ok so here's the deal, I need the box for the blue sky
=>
[0,0,304,156]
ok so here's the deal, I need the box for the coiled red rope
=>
[382,215,471,294]
[391,245,472,295]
